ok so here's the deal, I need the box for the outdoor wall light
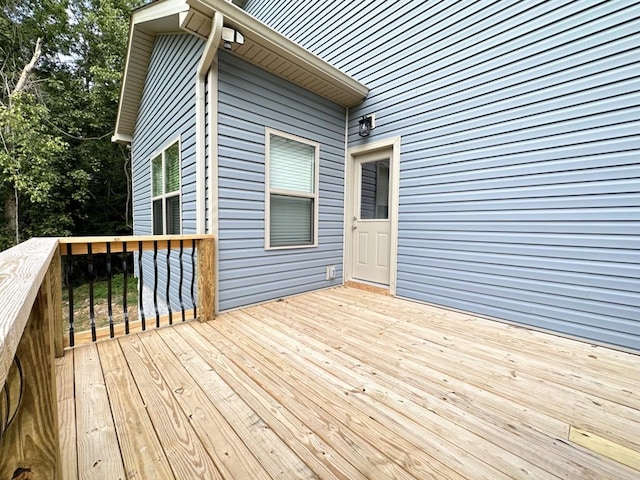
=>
[358,114,375,137]
[222,26,245,50]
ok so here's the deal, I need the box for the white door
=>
[351,151,391,285]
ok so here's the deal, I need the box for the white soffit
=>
[191,0,369,106]
[113,0,368,143]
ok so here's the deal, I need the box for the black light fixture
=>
[358,114,373,137]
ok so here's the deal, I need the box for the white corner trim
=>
[208,62,220,313]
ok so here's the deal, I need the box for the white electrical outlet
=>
[326,265,336,280]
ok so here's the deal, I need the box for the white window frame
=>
[265,128,320,250]
[150,137,182,235]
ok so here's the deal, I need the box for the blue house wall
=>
[217,52,345,311]
[132,34,204,314]
[245,0,640,349]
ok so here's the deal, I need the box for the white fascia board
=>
[132,0,189,25]
[113,0,190,144]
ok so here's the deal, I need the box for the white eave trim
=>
[112,0,369,144]
[190,0,368,103]
[113,0,191,145]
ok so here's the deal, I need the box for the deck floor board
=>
[57,287,640,479]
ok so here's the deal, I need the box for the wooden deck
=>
[56,287,640,479]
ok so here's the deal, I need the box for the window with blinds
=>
[266,130,319,248]
[151,140,181,235]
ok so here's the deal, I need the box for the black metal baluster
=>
[87,243,96,342]
[66,244,75,347]
[191,239,197,320]
[179,240,185,322]
[153,241,160,328]
[107,243,114,339]
[122,242,129,335]
[166,243,173,325]
[138,241,145,331]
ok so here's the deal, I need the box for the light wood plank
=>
[133,331,271,480]
[50,250,64,358]
[265,293,570,439]
[255,299,637,480]
[201,319,465,480]
[118,334,223,480]
[97,339,174,480]
[168,324,368,480]
[56,352,77,480]
[58,234,213,255]
[67,311,195,348]
[336,287,636,377]
[0,288,61,479]
[56,287,640,480]
[74,343,125,480]
[196,238,215,322]
[192,322,420,480]
[0,237,57,391]
[292,292,640,452]
[312,289,640,408]
[225,310,547,480]
[569,426,640,472]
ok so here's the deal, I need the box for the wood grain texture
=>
[168,323,369,480]
[58,234,214,255]
[0,237,58,391]
[66,311,195,348]
[56,287,640,480]
[569,426,640,472]
[74,343,125,480]
[138,331,273,480]
[97,339,174,479]
[56,353,77,480]
[49,251,64,358]
[118,334,223,479]
[197,237,215,321]
[0,284,61,480]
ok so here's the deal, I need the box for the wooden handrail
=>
[58,234,214,255]
[0,234,216,478]
[0,237,62,479]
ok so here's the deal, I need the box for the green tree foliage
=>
[0,0,145,249]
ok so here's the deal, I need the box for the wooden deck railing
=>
[0,234,215,479]
[59,235,215,347]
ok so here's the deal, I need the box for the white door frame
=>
[344,136,401,294]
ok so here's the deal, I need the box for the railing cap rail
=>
[0,237,58,390]
[58,234,214,245]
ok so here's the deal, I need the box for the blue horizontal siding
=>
[246,0,640,350]
[217,51,345,311]
[131,34,203,311]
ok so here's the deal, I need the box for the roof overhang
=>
[113,0,369,144]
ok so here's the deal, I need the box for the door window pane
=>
[360,159,389,219]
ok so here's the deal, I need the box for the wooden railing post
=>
[49,249,64,358]
[197,237,215,322]
[0,273,62,479]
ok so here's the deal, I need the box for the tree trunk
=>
[4,188,18,245]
